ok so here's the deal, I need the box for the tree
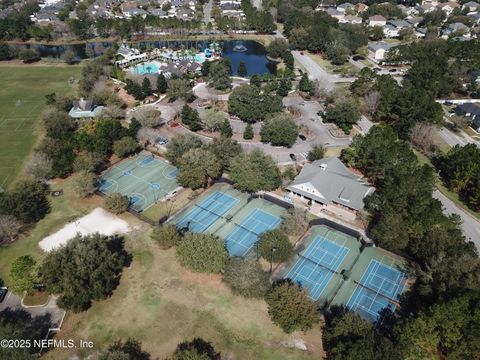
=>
[181,105,203,131]
[237,61,247,77]
[258,229,293,263]
[135,107,163,128]
[207,136,242,171]
[62,50,76,64]
[40,233,129,312]
[0,215,22,244]
[267,38,289,59]
[99,105,125,120]
[176,232,228,273]
[10,256,36,295]
[73,152,105,173]
[229,149,282,192]
[151,224,180,250]
[209,62,231,91]
[224,258,270,298]
[324,97,361,134]
[141,77,152,98]
[265,281,319,333]
[177,148,222,189]
[281,208,308,237]
[113,136,139,158]
[219,119,233,138]
[243,123,254,140]
[18,49,40,63]
[99,338,150,360]
[298,73,312,94]
[103,192,129,214]
[250,74,261,87]
[23,152,52,181]
[228,84,283,123]
[0,180,50,223]
[410,124,437,155]
[171,338,221,360]
[260,113,298,147]
[0,309,52,359]
[276,79,290,97]
[167,78,193,101]
[71,171,97,198]
[165,134,203,167]
[323,311,400,360]
[307,145,325,162]
[157,73,168,94]
[203,108,225,132]
[125,79,145,100]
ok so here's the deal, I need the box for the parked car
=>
[373,67,382,72]
[300,52,304,55]
[352,55,365,61]
[289,153,297,161]
[0,287,7,303]
[298,134,306,141]
[389,69,397,73]
[156,137,168,145]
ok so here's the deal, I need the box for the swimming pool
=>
[134,62,160,75]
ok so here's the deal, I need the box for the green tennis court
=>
[99,152,179,212]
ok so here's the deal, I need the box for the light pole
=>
[270,246,277,274]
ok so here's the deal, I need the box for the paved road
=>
[438,126,471,147]
[291,50,339,91]
[203,0,213,23]
[433,190,480,251]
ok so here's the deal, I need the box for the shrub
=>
[260,113,298,147]
[307,145,325,162]
[176,232,228,273]
[71,171,97,198]
[113,136,139,158]
[223,258,271,298]
[151,224,180,249]
[258,229,293,263]
[265,280,320,333]
[243,123,254,140]
[103,192,129,214]
[281,208,309,237]
[171,338,221,360]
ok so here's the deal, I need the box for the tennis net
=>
[352,279,401,304]
[194,203,225,219]
[298,254,339,275]
[232,222,262,237]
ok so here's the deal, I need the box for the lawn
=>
[1,175,324,359]
[0,64,82,190]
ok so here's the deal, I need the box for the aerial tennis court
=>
[171,184,287,256]
[175,191,240,232]
[283,226,360,304]
[330,247,407,323]
[225,208,282,257]
[99,152,179,212]
[345,258,406,323]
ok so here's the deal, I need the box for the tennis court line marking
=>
[359,259,405,300]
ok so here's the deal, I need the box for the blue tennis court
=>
[286,236,350,300]
[176,192,239,233]
[99,153,179,212]
[225,208,281,257]
[346,286,396,323]
[346,259,406,322]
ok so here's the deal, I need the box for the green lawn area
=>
[0,65,82,190]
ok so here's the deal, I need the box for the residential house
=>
[415,26,428,37]
[68,98,104,119]
[339,15,362,24]
[115,44,148,68]
[368,14,386,27]
[337,2,355,13]
[286,157,374,213]
[406,16,423,27]
[463,1,480,12]
[325,8,344,20]
[455,103,480,131]
[417,3,436,13]
[383,24,400,37]
[122,7,148,18]
[356,3,368,13]
[368,42,393,61]
[149,8,169,17]
[442,22,470,37]
[437,1,460,15]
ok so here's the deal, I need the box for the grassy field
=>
[0,176,324,359]
[0,65,82,189]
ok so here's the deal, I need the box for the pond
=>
[14,40,276,76]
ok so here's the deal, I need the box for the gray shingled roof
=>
[287,157,374,211]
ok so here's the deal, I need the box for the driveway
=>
[0,291,65,328]
[291,50,339,91]
[433,189,480,251]
[203,0,213,23]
